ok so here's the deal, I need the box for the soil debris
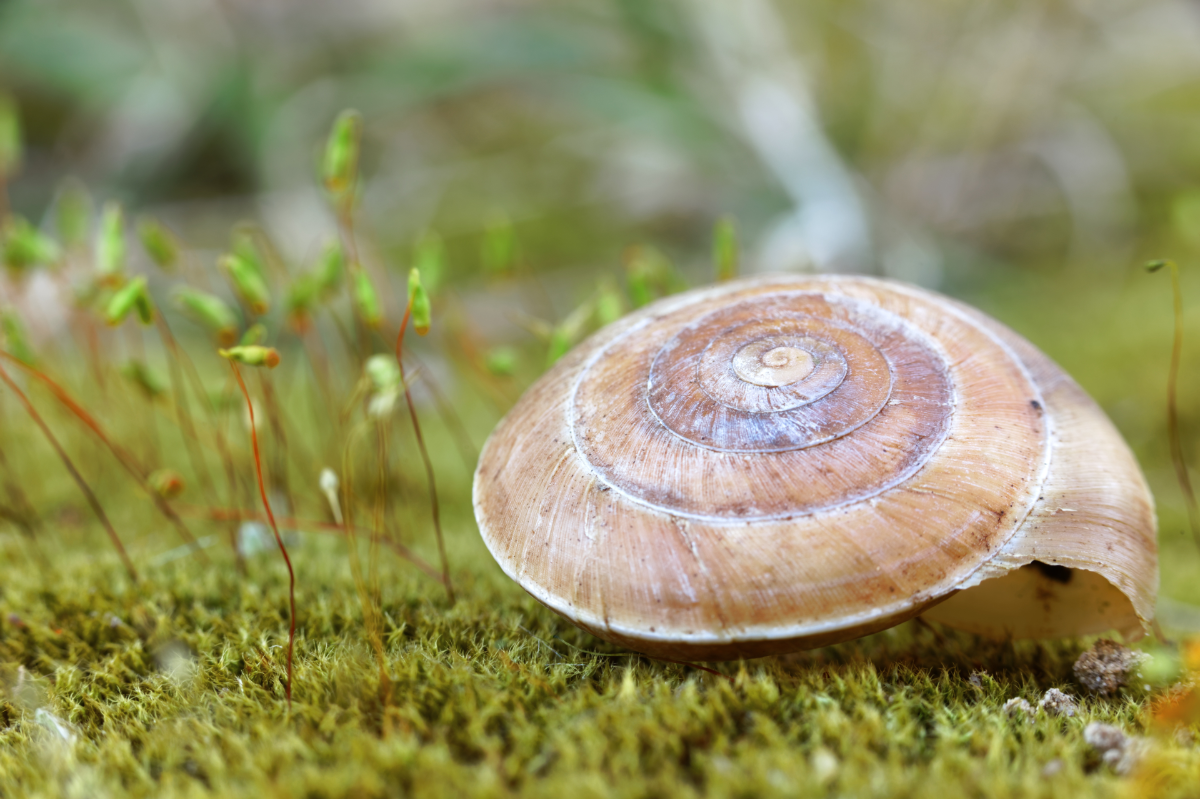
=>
[1074,638,1145,696]
[1084,722,1146,776]
[1039,688,1078,717]
[1003,697,1034,719]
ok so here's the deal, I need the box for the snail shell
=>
[473,276,1157,660]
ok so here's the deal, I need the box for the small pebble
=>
[1084,721,1146,776]
[1083,722,1127,753]
[1039,688,1078,717]
[1074,639,1145,696]
[1041,759,1064,778]
[1003,697,1034,719]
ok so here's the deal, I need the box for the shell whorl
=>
[570,283,1045,524]
[473,275,1156,659]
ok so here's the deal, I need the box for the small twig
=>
[0,358,138,581]
[229,361,296,707]
[517,625,566,659]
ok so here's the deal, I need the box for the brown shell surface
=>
[472,276,1157,659]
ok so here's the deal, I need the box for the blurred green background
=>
[3,0,1197,275]
[4,0,1200,605]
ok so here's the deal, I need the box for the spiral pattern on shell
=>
[573,291,975,521]
[474,276,1156,659]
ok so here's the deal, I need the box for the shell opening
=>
[923,562,1147,642]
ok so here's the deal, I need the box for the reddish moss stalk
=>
[405,349,476,476]
[176,504,445,582]
[84,318,108,399]
[229,361,296,706]
[125,322,163,464]
[171,337,245,569]
[1150,259,1200,552]
[0,437,39,537]
[154,315,218,508]
[257,372,295,515]
[0,351,207,561]
[297,321,339,441]
[395,301,455,605]
[334,204,372,361]
[0,358,138,581]
[371,424,390,707]
[340,424,393,719]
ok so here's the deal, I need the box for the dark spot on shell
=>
[1030,399,1042,412]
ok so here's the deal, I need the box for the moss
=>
[0,227,1197,797]
[0,526,1195,799]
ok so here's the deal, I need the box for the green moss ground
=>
[1,271,1200,798]
[1,519,1198,798]
[5,3,1200,786]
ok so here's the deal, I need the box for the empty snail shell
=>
[473,275,1157,660]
